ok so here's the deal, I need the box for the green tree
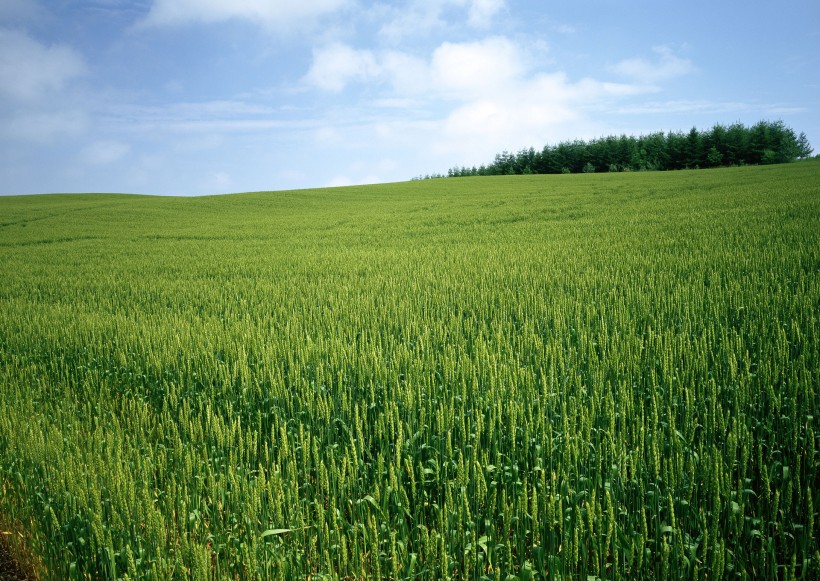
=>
[704,124,727,167]
[685,126,703,168]
[749,120,774,164]
[707,146,723,167]
[796,132,813,159]
[725,122,749,165]
[769,120,799,163]
[761,149,778,165]
[640,132,670,170]
[665,131,687,170]
[446,120,808,177]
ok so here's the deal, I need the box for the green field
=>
[1,163,818,579]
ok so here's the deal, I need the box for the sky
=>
[1,0,818,196]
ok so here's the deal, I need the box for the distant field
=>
[1,163,818,579]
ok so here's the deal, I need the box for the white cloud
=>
[142,0,348,29]
[0,29,88,147]
[375,0,455,43]
[301,35,652,166]
[79,140,131,165]
[375,0,508,41]
[467,0,505,28]
[379,51,429,94]
[611,46,695,84]
[303,43,380,92]
[305,36,524,98]
[430,37,522,98]
[434,72,641,161]
[0,28,86,102]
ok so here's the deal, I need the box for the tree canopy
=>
[440,120,813,178]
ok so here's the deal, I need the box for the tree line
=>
[421,120,813,179]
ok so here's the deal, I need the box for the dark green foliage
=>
[707,146,723,167]
[447,120,811,177]
[796,132,813,158]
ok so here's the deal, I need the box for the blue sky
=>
[1,0,818,196]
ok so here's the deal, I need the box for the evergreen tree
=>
[666,131,687,170]
[724,122,749,165]
[434,120,810,178]
[707,146,723,167]
[796,132,813,158]
[685,127,703,168]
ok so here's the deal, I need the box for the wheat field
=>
[0,163,818,579]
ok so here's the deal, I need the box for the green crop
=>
[0,162,818,579]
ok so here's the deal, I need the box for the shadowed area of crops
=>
[0,162,818,579]
[0,516,40,581]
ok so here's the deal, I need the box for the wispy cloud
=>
[611,46,695,84]
[100,100,308,135]
[375,0,509,43]
[376,1,451,43]
[0,27,90,146]
[303,43,381,92]
[0,28,86,102]
[141,0,349,29]
[553,24,576,35]
[79,140,131,165]
[467,0,506,28]
[615,99,750,115]
[1,110,87,144]
[614,99,808,117]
